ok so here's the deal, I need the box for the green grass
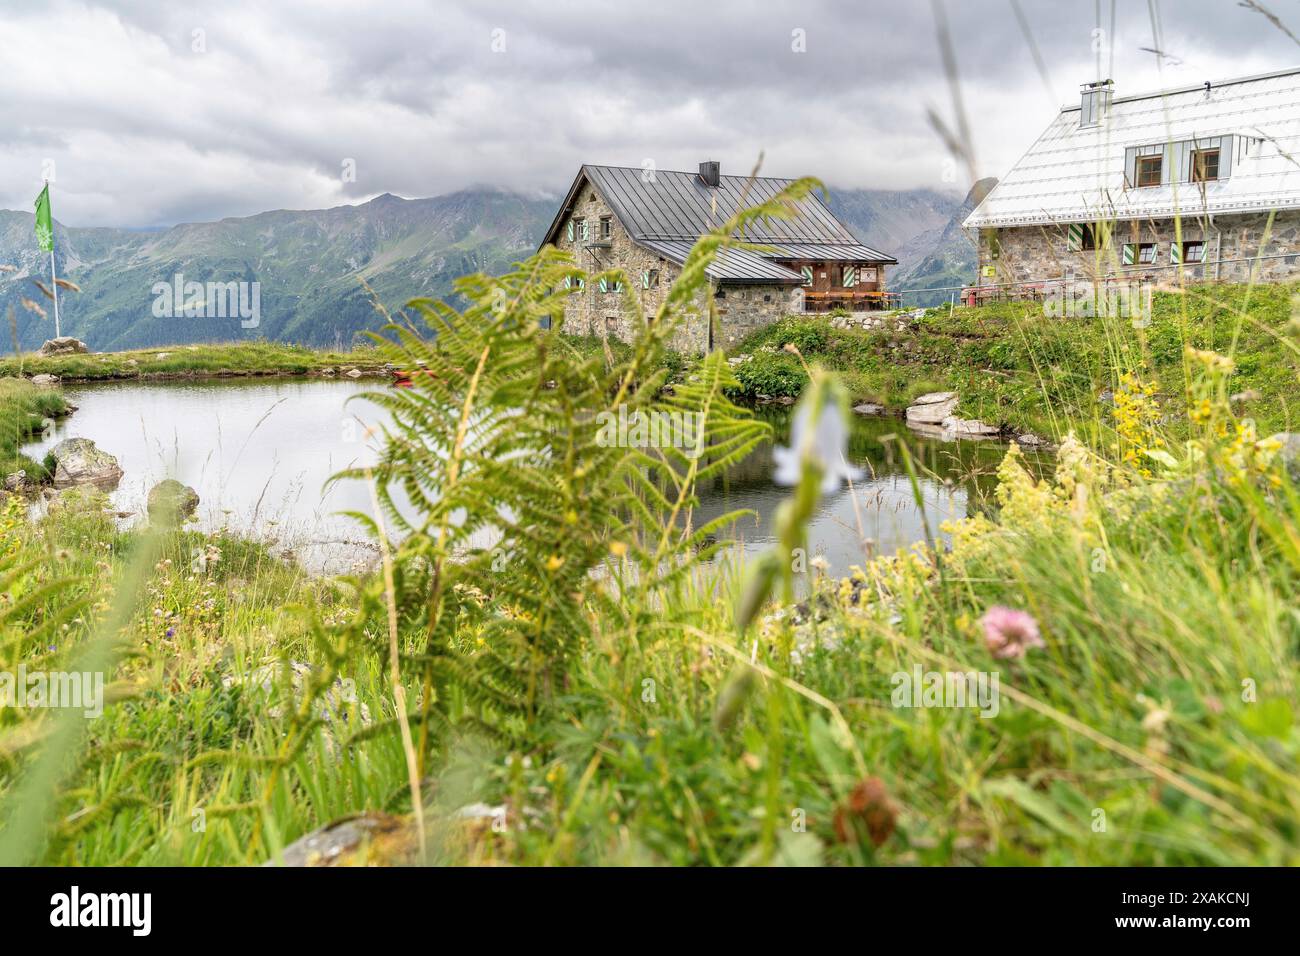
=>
[1,249,1298,867]
[0,377,68,479]
[0,341,385,382]
[730,282,1300,440]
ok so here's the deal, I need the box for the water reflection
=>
[25,380,1032,576]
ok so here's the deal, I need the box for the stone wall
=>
[550,180,797,354]
[713,283,804,349]
[976,211,1300,285]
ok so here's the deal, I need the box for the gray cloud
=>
[1,0,1297,226]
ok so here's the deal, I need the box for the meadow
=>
[0,183,1297,866]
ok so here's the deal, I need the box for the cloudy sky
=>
[2,0,1299,227]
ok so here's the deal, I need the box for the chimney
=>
[1079,79,1113,128]
[698,161,721,187]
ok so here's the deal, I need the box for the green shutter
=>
[566,221,574,241]
[563,276,571,289]
[642,271,649,289]
[1067,223,1083,251]
[800,266,813,286]
[580,221,589,241]
[1170,242,1182,265]
[842,266,857,287]
[599,278,607,293]
[1122,243,1136,266]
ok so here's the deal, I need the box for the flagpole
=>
[46,181,60,338]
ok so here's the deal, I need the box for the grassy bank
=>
[1,198,1297,866]
[0,378,68,479]
[730,282,1300,439]
[0,341,385,382]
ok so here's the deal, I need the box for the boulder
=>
[3,470,27,493]
[941,416,1000,438]
[146,479,199,524]
[48,437,123,489]
[852,402,885,417]
[345,368,363,379]
[30,373,60,387]
[1017,433,1046,447]
[267,813,418,867]
[1270,432,1300,482]
[905,391,959,425]
[37,336,88,357]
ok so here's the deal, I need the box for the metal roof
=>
[966,66,1300,229]
[639,240,804,284]
[541,164,896,282]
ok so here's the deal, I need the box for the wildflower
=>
[773,397,863,495]
[980,605,1045,659]
[165,627,176,638]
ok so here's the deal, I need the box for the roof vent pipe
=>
[699,161,721,187]
[1080,79,1113,128]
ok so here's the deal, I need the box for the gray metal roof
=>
[639,240,804,284]
[541,164,897,282]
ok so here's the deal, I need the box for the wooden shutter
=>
[566,221,574,241]
[1124,147,1138,187]
[1122,243,1136,266]
[842,266,857,287]
[1067,223,1083,251]
[1170,242,1182,265]
[800,266,813,286]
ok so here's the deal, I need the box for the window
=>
[1123,242,1157,266]
[571,218,587,242]
[1081,224,1098,251]
[1182,240,1206,263]
[599,216,612,239]
[1136,155,1163,187]
[1191,148,1220,183]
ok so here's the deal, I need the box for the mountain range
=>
[0,182,982,351]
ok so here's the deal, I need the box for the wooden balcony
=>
[801,289,899,312]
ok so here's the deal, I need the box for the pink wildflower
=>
[980,606,1045,659]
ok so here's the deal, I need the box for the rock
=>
[775,395,796,406]
[852,402,885,417]
[1017,433,1046,447]
[905,391,959,425]
[3,470,27,493]
[345,368,363,379]
[941,416,1000,437]
[319,367,336,376]
[38,336,88,357]
[267,813,418,867]
[154,352,172,360]
[30,373,59,387]
[146,479,199,524]
[1230,389,1262,405]
[1269,432,1300,482]
[48,437,123,489]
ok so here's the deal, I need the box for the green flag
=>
[34,184,53,253]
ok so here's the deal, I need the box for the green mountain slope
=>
[0,190,555,351]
